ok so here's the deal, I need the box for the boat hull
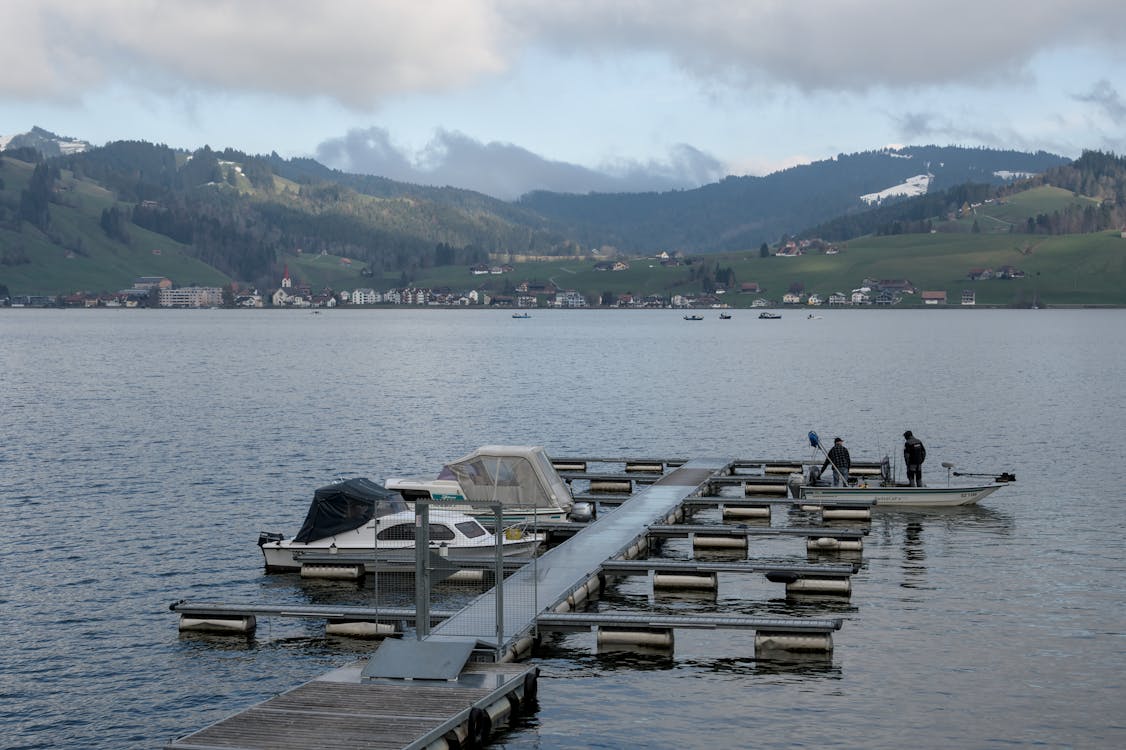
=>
[799,483,1002,507]
[260,535,543,571]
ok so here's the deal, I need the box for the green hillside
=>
[383,226,1126,307]
[3,143,1125,305]
[0,158,229,295]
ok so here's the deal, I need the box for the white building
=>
[553,290,588,308]
[352,288,378,305]
[159,286,224,308]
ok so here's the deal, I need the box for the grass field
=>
[379,228,1126,307]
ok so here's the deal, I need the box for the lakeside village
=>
[4,242,1028,309]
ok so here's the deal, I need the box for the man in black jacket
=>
[822,436,851,486]
[903,431,927,487]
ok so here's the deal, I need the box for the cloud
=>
[1073,80,1126,121]
[510,0,1126,92]
[6,1,1126,104]
[315,127,724,199]
[3,0,513,105]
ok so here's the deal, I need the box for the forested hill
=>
[804,150,1126,241]
[43,141,577,286]
[517,146,1070,252]
[0,135,1082,295]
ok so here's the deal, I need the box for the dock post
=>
[494,503,504,659]
[415,502,431,638]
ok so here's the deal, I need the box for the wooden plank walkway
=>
[165,662,533,750]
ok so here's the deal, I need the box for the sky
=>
[3,1,1126,200]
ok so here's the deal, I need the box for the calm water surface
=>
[1,308,1123,749]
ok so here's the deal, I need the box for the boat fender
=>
[765,571,801,584]
[522,667,540,705]
[467,707,492,748]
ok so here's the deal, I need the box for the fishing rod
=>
[807,431,842,484]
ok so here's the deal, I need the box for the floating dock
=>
[169,454,861,749]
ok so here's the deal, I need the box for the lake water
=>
[1,308,1123,749]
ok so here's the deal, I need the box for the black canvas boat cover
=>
[293,477,408,544]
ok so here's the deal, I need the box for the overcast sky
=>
[3,1,1125,199]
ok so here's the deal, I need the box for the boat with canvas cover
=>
[257,476,542,572]
[385,445,588,526]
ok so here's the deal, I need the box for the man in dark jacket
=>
[822,437,851,486]
[903,431,927,487]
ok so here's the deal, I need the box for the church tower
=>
[281,265,292,289]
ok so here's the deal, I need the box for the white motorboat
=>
[385,445,588,526]
[257,477,543,572]
[797,482,1004,507]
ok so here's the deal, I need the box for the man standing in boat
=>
[821,437,851,486]
[903,431,927,487]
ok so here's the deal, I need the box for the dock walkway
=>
[427,457,751,653]
[165,661,534,750]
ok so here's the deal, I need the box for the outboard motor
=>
[808,465,822,486]
[787,472,804,498]
[257,531,284,547]
[880,456,892,483]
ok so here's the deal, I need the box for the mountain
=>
[517,146,1071,253]
[2,134,1111,299]
[0,126,90,158]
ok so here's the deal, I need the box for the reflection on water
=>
[901,521,926,588]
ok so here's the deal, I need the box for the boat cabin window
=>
[377,523,457,542]
[455,520,487,538]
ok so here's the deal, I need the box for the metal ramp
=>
[424,458,733,654]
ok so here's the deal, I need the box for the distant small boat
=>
[511,312,532,319]
[719,313,732,320]
[684,314,704,321]
[807,314,822,320]
[758,312,781,319]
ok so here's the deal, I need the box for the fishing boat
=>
[796,481,1004,507]
[719,312,732,319]
[684,314,704,321]
[758,311,781,319]
[385,445,589,526]
[257,477,543,572]
[511,312,531,319]
[793,430,1012,507]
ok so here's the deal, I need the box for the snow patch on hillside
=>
[860,173,933,205]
